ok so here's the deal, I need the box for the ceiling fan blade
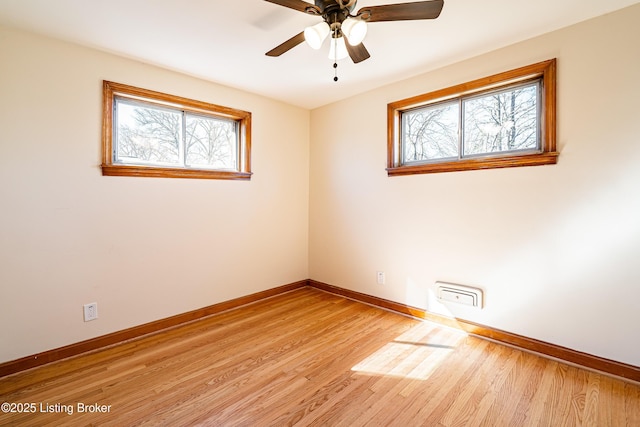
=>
[263,0,322,15]
[344,39,371,64]
[357,0,444,22]
[265,31,306,57]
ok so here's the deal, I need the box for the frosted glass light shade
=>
[304,22,330,49]
[342,17,367,45]
[328,37,349,60]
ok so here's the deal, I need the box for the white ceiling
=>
[1,0,638,109]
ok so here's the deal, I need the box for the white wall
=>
[0,27,310,363]
[309,5,640,366]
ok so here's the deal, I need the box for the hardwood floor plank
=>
[523,360,561,425]
[491,351,546,426]
[458,345,521,426]
[342,326,466,425]
[423,339,492,424]
[1,287,638,426]
[625,381,640,426]
[440,342,514,426]
[583,371,601,426]
[367,337,487,425]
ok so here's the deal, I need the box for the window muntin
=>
[387,59,557,175]
[102,81,251,180]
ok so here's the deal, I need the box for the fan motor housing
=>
[315,0,357,14]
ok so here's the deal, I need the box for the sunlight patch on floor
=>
[351,321,467,380]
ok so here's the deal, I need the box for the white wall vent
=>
[436,282,483,308]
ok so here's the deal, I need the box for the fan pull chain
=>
[330,28,339,82]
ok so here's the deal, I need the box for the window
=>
[102,81,251,180]
[387,59,557,175]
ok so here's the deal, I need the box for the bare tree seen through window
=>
[463,83,538,156]
[186,115,237,169]
[402,102,459,162]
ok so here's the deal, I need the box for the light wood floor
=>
[1,287,639,426]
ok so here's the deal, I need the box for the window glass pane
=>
[186,114,238,170]
[402,102,459,163]
[463,83,539,157]
[115,100,182,166]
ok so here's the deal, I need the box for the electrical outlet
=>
[83,303,98,322]
[376,271,385,285]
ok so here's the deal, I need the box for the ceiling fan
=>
[264,0,444,80]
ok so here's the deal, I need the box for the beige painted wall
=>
[0,27,310,363]
[309,5,640,366]
[2,4,639,369]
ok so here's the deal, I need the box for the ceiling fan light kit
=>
[265,0,444,81]
[328,36,349,60]
[341,17,367,45]
[304,21,331,49]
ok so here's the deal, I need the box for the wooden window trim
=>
[387,59,558,176]
[102,81,252,180]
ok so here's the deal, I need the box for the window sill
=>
[101,164,252,180]
[386,151,559,176]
